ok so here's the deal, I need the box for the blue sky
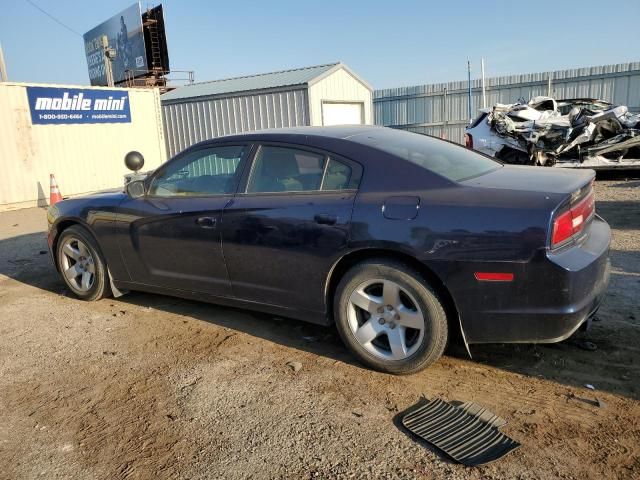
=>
[1,0,639,89]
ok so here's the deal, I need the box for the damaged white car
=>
[465,97,640,169]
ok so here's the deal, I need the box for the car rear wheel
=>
[56,225,111,301]
[334,259,448,374]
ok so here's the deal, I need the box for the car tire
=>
[56,225,111,301]
[334,259,448,374]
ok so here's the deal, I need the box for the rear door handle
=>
[314,213,337,225]
[196,216,217,228]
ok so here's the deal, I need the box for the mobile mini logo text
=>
[26,86,131,124]
[34,91,128,112]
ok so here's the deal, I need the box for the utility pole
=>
[442,87,448,140]
[101,35,116,87]
[467,60,472,123]
[0,42,8,82]
[481,58,486,109]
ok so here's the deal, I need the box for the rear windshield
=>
[469,112,488,128]
[352,128,501,182]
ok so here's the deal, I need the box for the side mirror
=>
[125,151,145,172]
[126,180,146,198]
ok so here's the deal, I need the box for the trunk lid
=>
[461,164,596,249]
[461,164,595,195]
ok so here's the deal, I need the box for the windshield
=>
[351,128,501,182]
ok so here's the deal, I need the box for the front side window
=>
[149,145,246,197]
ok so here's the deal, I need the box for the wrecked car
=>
[465,96,640,169]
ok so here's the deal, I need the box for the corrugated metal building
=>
[161,62,373,157]
[374,62,640,144]
[0,82,166,211]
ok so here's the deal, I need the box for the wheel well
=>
[496,146,531,165]
[325,249,463,341]
[51,220,104,269]
[51,220,84,271]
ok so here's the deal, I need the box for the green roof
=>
[162,63,341,102]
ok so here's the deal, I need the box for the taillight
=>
[551,210,574,246]
[464,133,473,149]
[551,190,595,247]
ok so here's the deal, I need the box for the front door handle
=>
[314,213,337,225]
[196,216,217,229]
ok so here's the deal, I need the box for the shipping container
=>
[0,82,167,211]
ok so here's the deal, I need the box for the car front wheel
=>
[334,259,448,374]
[56,225,111,301]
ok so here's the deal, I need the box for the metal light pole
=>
[467,60,472,123]
[0,42,8,82]
[481,58,486,109]
[101,35,116,87]
[442,87,448,140]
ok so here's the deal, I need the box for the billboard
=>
[83,3,147,86]
[142,5,170,72]
[26,86,131,124]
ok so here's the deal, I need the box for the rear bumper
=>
[458,216,611,344]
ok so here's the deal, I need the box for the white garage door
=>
[322,102,364,126]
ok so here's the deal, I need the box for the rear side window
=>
[352,128,500,182]
[246,146,360,193]
[469,112,488,128]
[247,146,326,193]
[322,158,357,191]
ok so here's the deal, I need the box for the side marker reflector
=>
[474,272,514,282]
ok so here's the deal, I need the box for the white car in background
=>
[465,97,640,169]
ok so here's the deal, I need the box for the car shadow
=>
[0,231,62,293]
[595,170,640,181]
[1,232,638,400]
[0,232,361,370]
[608,180,640,188]
[120,289,361,368]
[596,200,640,230]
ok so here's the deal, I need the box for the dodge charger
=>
[47,126,611,374]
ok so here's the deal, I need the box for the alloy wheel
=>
[59,237,96,292]
[347,278,425,360]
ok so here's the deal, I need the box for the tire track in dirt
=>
[2,363,187,479]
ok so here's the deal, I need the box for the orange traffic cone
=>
[49,174,63,206]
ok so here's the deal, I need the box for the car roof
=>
[191,126,461,159]
[170,126,475,190]
[218,125,384,140]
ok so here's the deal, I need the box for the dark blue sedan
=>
[47,126,611,374]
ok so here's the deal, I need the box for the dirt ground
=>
[0,174,638,480]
